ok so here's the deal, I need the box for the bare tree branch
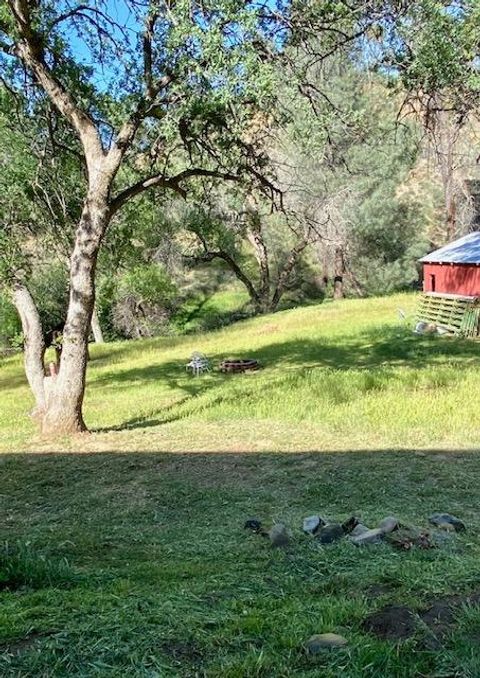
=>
[110,167,241,215]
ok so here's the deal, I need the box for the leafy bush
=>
[0,291,21,348]
[111,264,178,339]
[29,262,69,340]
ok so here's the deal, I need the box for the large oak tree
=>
[0,0,386,435]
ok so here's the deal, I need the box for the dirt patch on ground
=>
[362,605,418,641]
[419,598,459,649]
[418,590,480,648]
[159,639,203,665]
[365,584,396,599]
[0,632,48,656]
[420,597,459,630]
[363,590,480,645]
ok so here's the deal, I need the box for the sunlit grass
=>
[1,292,480,453]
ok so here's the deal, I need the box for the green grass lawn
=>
[2,292,480,454]
[2,293,480,676]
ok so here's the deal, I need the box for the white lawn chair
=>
[186,352,210,376]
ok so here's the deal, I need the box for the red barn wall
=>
[423,263,480,296]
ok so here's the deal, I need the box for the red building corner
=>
[420,232,480,297]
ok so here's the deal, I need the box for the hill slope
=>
[1,293,479,453]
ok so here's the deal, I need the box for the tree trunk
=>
[445,192,456,241]
[214,252,262,310]
[442,140,456,240]
[12,282,46,417]
[270,238,308,311]
[41,196,109,435]
[185,248,263,311]
[434,108,459,241]
[346,267,364,297]
[91,304,104,343]
[246,225,270,313]
[333,245,345,300]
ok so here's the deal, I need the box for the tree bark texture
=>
[12,282,46,417]
[41,195,109,434]
[91,305,104,343]
[246,213,270,313]
[333,245,345,300]
[270,239,308,311]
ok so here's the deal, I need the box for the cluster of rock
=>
[429,512,465,532]
[244,512,465,550]
[302,514,400,546]
[244,512,467,656]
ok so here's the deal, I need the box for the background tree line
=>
[2,51,478,348]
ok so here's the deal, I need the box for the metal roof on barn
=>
[420,231,480,264]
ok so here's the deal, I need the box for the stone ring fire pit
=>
[219,359,260,373]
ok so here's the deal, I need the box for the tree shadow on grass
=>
[96,326,480,385]
[251,325,480,372]
[92,326,480,432]
[91,358,227,432]
[1,448,479,678]
[2,448,480,533]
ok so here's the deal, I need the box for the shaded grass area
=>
[1,451,480,676]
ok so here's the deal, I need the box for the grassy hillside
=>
[1,292,479,453]
[2,294,480,676]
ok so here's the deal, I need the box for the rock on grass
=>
[305,633,348,653]
[429,513,466,532]
[303,515,326,534]
[378,516,399,533]
[351,527,384,546]
[350,523,370,537]
[316,524,344,544]
[268,523,290,547]
[341,516,360,534]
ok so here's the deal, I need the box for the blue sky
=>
[66,1,140,90]
[64,0,287,92]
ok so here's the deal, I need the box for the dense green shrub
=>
[111,264,178,339]
[0,292,21,348]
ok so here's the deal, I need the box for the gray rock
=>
[268,523,290,547]
[379,516,399,534]
[429,513,466,532]
[351,527,384,546]
[303,515,324,534]
[316,524,344,544]
[305,633,348,653]
[350,523,370,537]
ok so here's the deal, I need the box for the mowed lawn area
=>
[2,293,480,676]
